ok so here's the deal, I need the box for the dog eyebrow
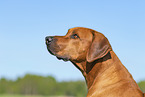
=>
[72,30,76,34]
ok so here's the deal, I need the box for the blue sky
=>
[0,0,145,82]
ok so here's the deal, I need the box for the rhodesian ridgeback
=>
[45,27,144,97]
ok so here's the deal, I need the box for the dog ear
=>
[86,31,112,62]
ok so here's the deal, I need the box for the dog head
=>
[45,27,112,63]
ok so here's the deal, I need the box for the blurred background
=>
[0,0,145,97]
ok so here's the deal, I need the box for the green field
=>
[0,95,48,97]
[0,95,74,97]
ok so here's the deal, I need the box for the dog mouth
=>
[55,54,70,62]
[45,40,70,62]
[47,48,69,62]
[47,48,55,55]
[56,56,69,62]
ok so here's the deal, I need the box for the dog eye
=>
[71,34,79,39]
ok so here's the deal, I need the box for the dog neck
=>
[71,51,139,91]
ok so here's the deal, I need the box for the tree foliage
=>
[0,74,87,97]
[0,74,145,96]
[138,80,145,93]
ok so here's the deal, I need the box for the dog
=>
[45,27,144,97]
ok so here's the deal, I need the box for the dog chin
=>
[47,49,70,62]
[56,56,70,62]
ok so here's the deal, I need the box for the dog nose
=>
[45,36,54,45]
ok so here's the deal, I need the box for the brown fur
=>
[45,27,144,97]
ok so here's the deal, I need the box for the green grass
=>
[0,95,74,97]
[0,95,45,97]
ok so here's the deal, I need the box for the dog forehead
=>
[67,27,93,38]
[68,27,91,33]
